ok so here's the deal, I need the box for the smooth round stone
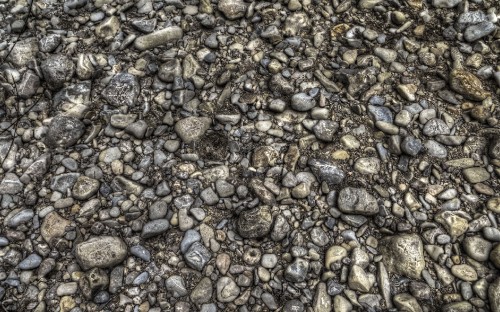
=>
[354,157,380,174]
[18,253,42,270]
[451,264,478,282]
[261,254,278,269]
[463,236,492,262]
[130,245,151,262]
[290,93,316,111]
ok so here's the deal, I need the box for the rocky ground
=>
[0,0,499,311]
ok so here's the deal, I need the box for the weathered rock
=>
[237,206,273,239]
[75,236,128,270]
[102,73,140,107]
[41,212,71,245]
[379,234,425,279]
[217,0,247,20]
[41,55,75,90]
[338,187,379,216]
[46,116,85,149]
[450,70,490,101]
[174,117,212,143]
[134,26,183,50]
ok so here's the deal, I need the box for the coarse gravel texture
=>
[0,0,499,311]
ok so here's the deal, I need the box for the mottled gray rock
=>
[464,22,496,42]
[184,242,211,271]
[401,136,423,156]
[41,55,75,90]
[72,176,100,200]
[149,200,169,220]
[237,206,273,239]
[393,293,423,312]
[423,119,450,137]
[338,187,379,216]
[0,173,23,195]
[46,116,85,149]
[141,219,170,239]
[174,117,212,143]
[216,277,240,302]
[130,245,151,262]
[291,93,316,111]
[489,278,500,312]
[313,120,339,142]
[191,277,213,305]
[308,159,345,185]
[432,0,461,7]
[285,258,309,282]
[102,73,140,107]
[75,236,128,270]
[165,275,188,297]
[463,236,492,262]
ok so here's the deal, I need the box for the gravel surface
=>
[0,0,499,311]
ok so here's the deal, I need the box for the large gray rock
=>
[41,55,75,90]
[338,187,379,216]
[379,234,425,279]
[102,73,140,107]
[75,236,128,270]
[46,116,85,149]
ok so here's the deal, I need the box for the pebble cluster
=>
[0,0,499,311]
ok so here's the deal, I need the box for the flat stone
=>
[435,211,469,238]
[338,187,379,216]
[141,219,170,239]
[41,55,75,90]
[464,21,496,42]
[487,197,500,214]
[291,93,316,111]
[18,253,42,270]
[451,264,478,282]
[462,167,490,183]
[490,244,500,269]
[285,258,309,282]
[354,157,380,174]
[111,176,144,195]
[165,275,188,297]
[462,236,492,262]
[134,26,183,50]
[75,236,128,270]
